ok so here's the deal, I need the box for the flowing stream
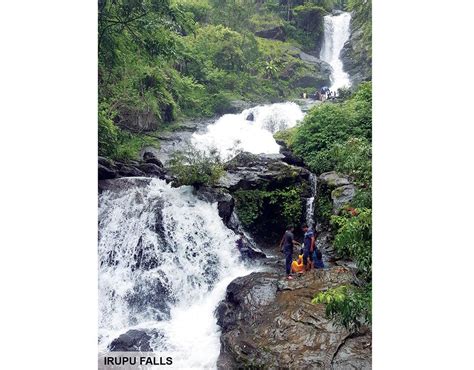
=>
[320,12,352,91]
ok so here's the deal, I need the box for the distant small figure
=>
[302,92,307,99]
[236,232,252,259]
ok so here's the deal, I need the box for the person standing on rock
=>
[302,224,315,272]
[280,225,300,280]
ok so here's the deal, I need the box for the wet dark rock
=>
[340,21,372,86]
[117,109,160,132]
[293,52,332,89]
[98,156,115,168]
[194,186,235,226]
[332,331,372,369]
[118,165,146,178]
[109,330,153,352]
[332,184,357,213]
[227,213,266,260]
[138,163,166,178]
[319,171,351,188]
[276,139,305,167]
[98,163,117,180]
[216,268,371,369]
[255,26,286,41]
[140,147,164,167]
[315,230,337,265]
[218,152,310,192]
[246,112,255,121]
[223,100,253,114]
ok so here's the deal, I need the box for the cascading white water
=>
[191,102,304,160]
[305,173,318,226]
[320,12,352,91]
[98,178,255,367]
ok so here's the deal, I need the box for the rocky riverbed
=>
[216,267,372,369]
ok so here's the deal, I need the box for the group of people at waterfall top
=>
[301,86,336,101]
[279,224,324,280]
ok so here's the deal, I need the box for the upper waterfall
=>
[320,12,352,91]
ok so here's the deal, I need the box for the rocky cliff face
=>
[341,10,372,87]
[216,267,372,369]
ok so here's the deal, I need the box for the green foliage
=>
[330,137,371,187]
[233,190,266,227]
[168,146,224,186]
[315,192,333,224]
[268,187,304,227]
[114,131,160,161]
[234,186,303,229]
[98,102,119,157]
[291,82,372,174]
[312,284,371,332]
[331,208,372,281]
[273,126,297,147]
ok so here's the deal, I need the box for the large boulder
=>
[109,330,154,352]
[118,165,146,178]
[332,184,357,213]
[117,109,160,132]
[255,26,286,41]
[194,186,235,226]
[224,100,253,114]
[98,164,117,180]
[218,152,311,192]
[288,52,333,89]
[140,147,164,167]
[216,268,372,368]
[319,171,351,188]
[275,139,305,167]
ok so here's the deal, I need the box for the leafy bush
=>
[168,146,224,187]
[330,137,371,187]
[331,208,372,281]
[234,186,304,229]
[98,102,119,158]
[114,131,160,161]
[291,82,372,174]
[233,190,266,227]
[312,284,372,332]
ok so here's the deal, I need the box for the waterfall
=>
[98,178,255,367]
[305,173,318,226]
[320,12,352,91]
[191,102,304,160]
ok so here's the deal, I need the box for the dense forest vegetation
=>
[98,0,372,160]
[98,0,372,332]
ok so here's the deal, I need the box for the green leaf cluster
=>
[290,82,372,174]
[168,146,224,187]
[331,208,372,281]
[312,284,371,332]
[234,186,303,229]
